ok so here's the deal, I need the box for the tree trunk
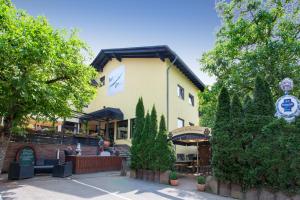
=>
[0,117,13,174]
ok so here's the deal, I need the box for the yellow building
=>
[80,46,205,155]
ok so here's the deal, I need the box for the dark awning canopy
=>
[80,107,124,121]
[171,133,210,146]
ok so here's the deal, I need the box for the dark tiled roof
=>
[91,45,205,91]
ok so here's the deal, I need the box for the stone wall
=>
[2,142,97,172]
[206,176,300,200]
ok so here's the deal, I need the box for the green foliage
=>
[198,83,222,128]
[148,106,158,170]
[200,0,300,98]
[139,112,151,169]
[130,100,175,172]
[212,80,300,193]
[253,76,275,116]
[211,87,231,180]
[130,98,145,170]
[169,171,177,180]
[0,0,97,134]
[197,176,206,184]
[199,0,300,134]
[154,115,175,172]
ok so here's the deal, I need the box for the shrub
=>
[169,171,177,180]
[197,176,205,184]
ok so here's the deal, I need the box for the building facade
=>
[81,46,205,155]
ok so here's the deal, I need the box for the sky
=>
[12,0,221,86]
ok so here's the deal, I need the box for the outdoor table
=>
[175,161,190,172]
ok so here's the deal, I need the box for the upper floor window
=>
[189,94,194,106]
[177,118,184,128]
[99,76,105,87]
[177,85,184,100]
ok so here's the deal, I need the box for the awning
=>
[80,107,124,121]
[170,126,211,146]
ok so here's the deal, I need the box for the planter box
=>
[259,188,275,200]
[159,170,171,185]
[154,171,160,183]
[130,169,136,179]
[275,192,291,200]
[206,176,219,194]
[137,169,143,179]
[245,188,259,200]
[230,183,243,199]
[219,181,230,197]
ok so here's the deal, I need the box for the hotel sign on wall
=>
[108,65,125,96]
[275,78,300,123]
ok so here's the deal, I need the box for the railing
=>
[10,132,99,146]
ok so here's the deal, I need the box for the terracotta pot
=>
[170,179,179,186]
[197,184,206,191]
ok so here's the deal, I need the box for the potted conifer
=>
[169,171,178,186]
[197,176,206,191]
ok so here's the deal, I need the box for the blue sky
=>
[12,0,221,85]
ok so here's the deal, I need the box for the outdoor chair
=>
[52,161,72,178]
[8,162,34,180]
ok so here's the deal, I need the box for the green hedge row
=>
[212,76,300,194]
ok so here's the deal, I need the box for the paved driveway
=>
[0,172,233,200]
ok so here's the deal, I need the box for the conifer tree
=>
[130,98,145,169]
[253,76,275,117]
[228,93,244,183]
[139,112,151,169]
[154,115,175,172]
[148,106,158,170]
[211,87,231,180]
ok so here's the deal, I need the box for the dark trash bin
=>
[8,162,34,180]
[52,161,73,178]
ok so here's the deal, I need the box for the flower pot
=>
[170,179,178,186]
[197,183,206,191]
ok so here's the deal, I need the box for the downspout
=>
[166,56,178,131]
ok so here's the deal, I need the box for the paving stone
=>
[245,188,259,200]
[259,188,275,200]
[219,181,230,197]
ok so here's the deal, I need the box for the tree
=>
[139,112,151,169]
[198,82,222,128]
[154,115,175,172]
[211,87,232,180]
[130,98,145,170]
[201,0,300,98]
[0,0,97,135]
[148,105,158,170]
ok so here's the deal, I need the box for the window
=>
[99,76,105,87]
[130,118,136,138]
[189,122,194,126]
[177,85,184,100]
[117,120,128,139]
[177,118,184,128]
[189,94,194,106]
